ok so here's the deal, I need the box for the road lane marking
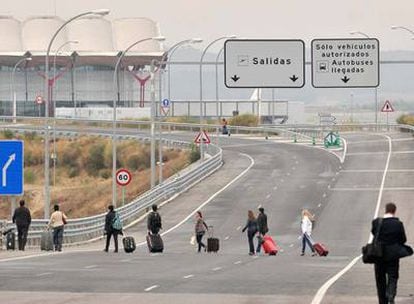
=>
[311,135,392,304]
[280,179,284,182]
[317,203,322,208]
[273,186,278,190]
[331,187,414,191]
[289,244,294,247]
[322,193,327,198]
[292,166,296,170]
[158,153,255,240]
[84,265,97,269]
[236,226,242,231]
[145,285,159,292]
[212,267,222,271]
[224,236,230,241]
[36,272,52,277]
[266,194,271,199]
[234,261,242,265]
[342,169,414,173]
[183,274,194,279]
[120,259,131,262]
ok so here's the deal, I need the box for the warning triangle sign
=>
[381,100,394,113]
[194,131,211,144]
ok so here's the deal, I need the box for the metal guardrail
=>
[3,143,222,247]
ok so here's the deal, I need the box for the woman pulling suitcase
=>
[194,211,209,253]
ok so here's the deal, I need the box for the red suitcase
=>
[313,243,329,256]
[262,235,278,255]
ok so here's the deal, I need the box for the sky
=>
[2,0,414,52]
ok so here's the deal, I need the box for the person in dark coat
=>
[256,207,269,254]
[242,210,258,255]
[147,204,162,235]
[371,203,407,304]
[104,205,120,253]
[12,200,31,251]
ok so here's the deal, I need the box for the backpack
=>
[112,212,123,231]
[150,212,161,230]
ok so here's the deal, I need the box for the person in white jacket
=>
[301,209,316,256]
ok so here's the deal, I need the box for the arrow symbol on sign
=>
[231,75,240,82]
[290,75,298,82]
[2,153,15,187]
[341,76,350,83]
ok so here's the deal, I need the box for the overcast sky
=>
[3,0,414,52]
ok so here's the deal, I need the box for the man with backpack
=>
[104,205,122,253]
[147,204,162,235]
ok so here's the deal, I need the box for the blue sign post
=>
[0,140,24,195]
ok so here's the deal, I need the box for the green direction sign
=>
[324,132,341,148]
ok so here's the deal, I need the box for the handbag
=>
[362,218,383,264]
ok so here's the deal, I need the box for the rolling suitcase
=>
[122,236,136,253]
[262,235,278,256]
[313,243,329,256]
[207,226,219,253]
[146,233,163,253]
[6,230,15,250]
[41,231,54,251]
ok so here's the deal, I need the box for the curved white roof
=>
[0,16,164,66]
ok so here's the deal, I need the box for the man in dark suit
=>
[12,199,32,251]
[371,202,407,304]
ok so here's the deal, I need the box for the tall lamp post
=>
[349,31,378,126]
[215,46,225,118]
[157,38,202,184]
[166,38,203,116]
[199,35,236,160]
[51,40,78,187]
[112,36,165,207]
[43,9,110,219]
[11,57,32,123]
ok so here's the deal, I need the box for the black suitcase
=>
[6,231,15,250]
[123,236,136,253]
[207,226,219,253]
[146,233,163,253]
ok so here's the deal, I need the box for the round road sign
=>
[116,169,132,186]
[35,95,43,105]
[162,98,170,107]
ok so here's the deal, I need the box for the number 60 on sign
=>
[116,169,132,187]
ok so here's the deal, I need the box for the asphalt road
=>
[0,131,413,304]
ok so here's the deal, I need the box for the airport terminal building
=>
[0,15,165,117]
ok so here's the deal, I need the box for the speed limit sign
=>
[116,169,132,186]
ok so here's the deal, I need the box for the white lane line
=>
[236,226,242,231]
[331,187,414,191]
[158,153,255,239]
[0,252,58,263]
[144,285,159,292]
[289,244,294,248]
[295,161,299,164]
[212,267,222,271]
[266,194,271,199]
[292,166,296,170]
[224,236,230,241]
[234,260,242,265]
[120,259,131,262]
[342,169,414,173]
[322,193,327,198]
[281,179,284,182]
[317,203,322,208]
[273,186,278,190]
[287,172,291,176]
[393,150,414,154]
[36,272,52,277]
[183,274,194,279]
[331,178,336,182]
[311,135,392,304]
[347,152,387,156]
[84,265,98,269]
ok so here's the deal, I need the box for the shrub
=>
[24,169,35,184]
[100,169,111,179]
[23,131,37,141]
[397,114,414,126]
[68,166,80,178]
[229,114,258,127]
[61,144,80,168]
[2,129,14,139]
[189,144,200,163]
[126,154,141,171]
[85,143,106,176]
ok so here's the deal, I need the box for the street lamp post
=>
[43,8,110,219]
[215,46,225,118]
[167,38,203,116]
[349,31,378,127]
[199,35,236,160]
[51,40,78,187]
[11,57,31,123]
[112,36,165,206]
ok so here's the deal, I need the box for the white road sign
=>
[116,169,132,187]
[224,39,305,88]
[311,38,379,88]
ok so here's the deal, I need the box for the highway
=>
[0,131,413,304]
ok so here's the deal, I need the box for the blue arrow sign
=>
[0,140,24,195]
[162,98,170,108]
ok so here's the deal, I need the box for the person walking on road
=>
[256,207,269,254]
[194,211,209,253]
[372,203,409,304]
[147,204,162,235]
[104,205,122,253]
[12,199,31,251]
[48,204,67,252]
[221,118,230,136]
[242,210,258,255]
[301,209,316,256]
